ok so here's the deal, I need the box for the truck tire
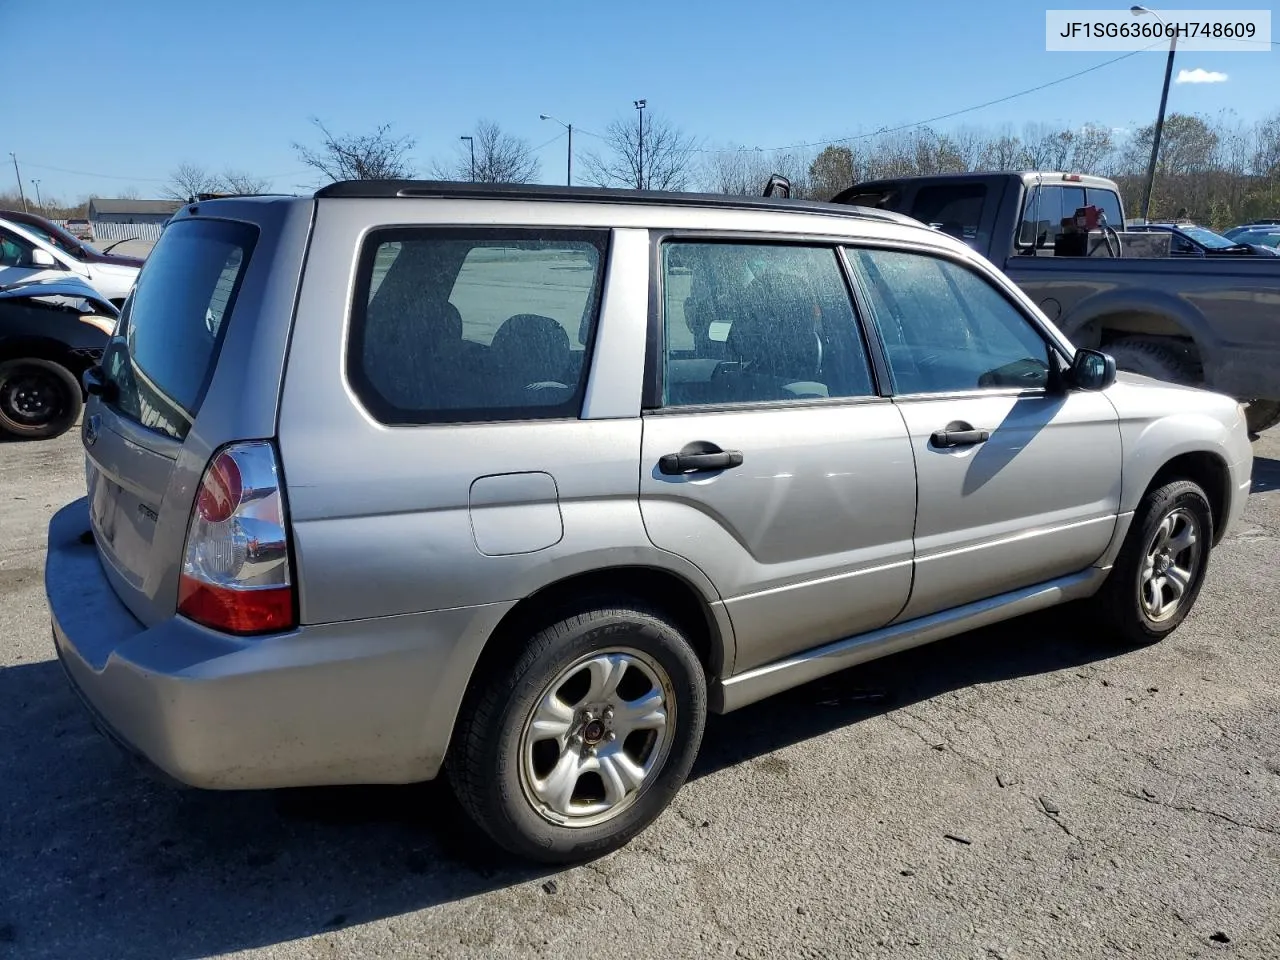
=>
[1244,400,1280,437]
[0,358,84,441]
[1105,337,1198,386]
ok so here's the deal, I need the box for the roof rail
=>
[312,179,915,226]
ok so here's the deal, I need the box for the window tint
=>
[911,184,986,244]
[1087,188,1123,227]
[660,242,874,407]
[1018,185,1087,250]
[848,248,1050,394]
[101,218,256,440]
[349,230,606,424]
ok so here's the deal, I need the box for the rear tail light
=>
[178,441,296,635]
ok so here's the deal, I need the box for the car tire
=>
[448,600,707,864]
[1089,479,1214,646]
[1105,337,1198,386]
[1244,399,1280,437]
[0,358,83,441]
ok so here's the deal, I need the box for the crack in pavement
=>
[1118,790,1279,837]
[582,863,643,922]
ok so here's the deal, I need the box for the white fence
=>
[53,220,166,243]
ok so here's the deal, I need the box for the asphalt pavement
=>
[1,427,1277,960]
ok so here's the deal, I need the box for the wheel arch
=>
[475,565,731,683]
[0,337,96,393]
[1059,293,1216,372]
[1145,450,1232,546]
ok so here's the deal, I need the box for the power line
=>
[692,43,1173,154]
[530,131,567,153]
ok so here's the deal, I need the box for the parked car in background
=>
[1128,222,1280,258]
[830,171,1280,436]
[0,209,146,270]
[1221,225,1280,249]
[0,218,140,306]
[64,218,94,241]
[0,275,117,439]
[45,181,1252,864]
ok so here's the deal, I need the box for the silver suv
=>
[46,181,1253,863]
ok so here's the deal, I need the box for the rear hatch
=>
[85,217,260,625]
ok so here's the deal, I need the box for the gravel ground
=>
[1,427,1277,960]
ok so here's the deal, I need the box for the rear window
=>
[348,228,607,425]
[910,183,987,242]
[101,218,257,440]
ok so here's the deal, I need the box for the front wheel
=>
[449,601,706,863]
[0,358,84,440]
[1088,480,1214,645]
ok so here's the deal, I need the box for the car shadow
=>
[1251,456,1280,494]
[0,608,1117,960]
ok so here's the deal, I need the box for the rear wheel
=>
[1106,337,1198,385]
[0,358,83,440]
[1088,479,1213,646]
[1244,399,1280,437]
[449,601,706,863]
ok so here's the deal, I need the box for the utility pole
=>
[1133,5,1177,221]
[460,135,475,181]
[634,99,646,190]
[31,179,42,208]
[539,115,574,185]
[9,153,28,212]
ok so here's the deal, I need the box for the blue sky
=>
[3,0,1274,202]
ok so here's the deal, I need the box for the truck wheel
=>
[0,358,83,440]
[448,600,706,864]
[1244,399,1280,437]
[1087,479,1213,646]
[1105,337,1198,386]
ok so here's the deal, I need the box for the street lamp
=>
[30,178,42,209]
[634,99,647,190]
[1132,5,1178,221]
[539,114,574,186]
[460,135,475,181]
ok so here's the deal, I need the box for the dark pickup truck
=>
[832,171,1280,436]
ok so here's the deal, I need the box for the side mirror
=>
[31,248,59,268]
[1068,348,1116,391]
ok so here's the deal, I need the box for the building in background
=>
[87,199,183,227]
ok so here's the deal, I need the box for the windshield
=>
[15,218,99,259]
[1179,226,1239,250]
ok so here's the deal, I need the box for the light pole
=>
[634,99,646,190]
[460,135,475,181]
[30,178,42,209]
[1132,5,1178,221]
[539,114,574,186]
[9,153,27,212]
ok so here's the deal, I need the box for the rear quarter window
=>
[348,228,608,425]
[101,218,257,440]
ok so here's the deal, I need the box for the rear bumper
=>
[46,498,514,789]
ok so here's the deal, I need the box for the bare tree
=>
[221,170,270,194]
[293,117,415,182]
[165,163,224,201]
[432,120,539,183]
[582,113,697,191]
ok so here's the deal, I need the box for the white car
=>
[0,218,139,306]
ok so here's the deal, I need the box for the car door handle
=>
[930,424,990,448]
[658,447,745,475]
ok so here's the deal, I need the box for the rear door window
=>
[101,218,257,440]
[910,184,987,244]
[348,229,607,424]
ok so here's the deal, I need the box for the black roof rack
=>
[312,179,915,226]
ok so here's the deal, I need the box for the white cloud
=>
[1175,68,1229,84]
